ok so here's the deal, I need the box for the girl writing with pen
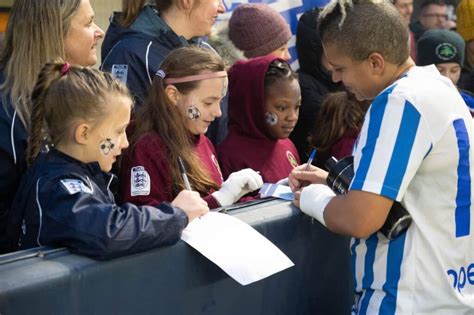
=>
[120,46,263,209]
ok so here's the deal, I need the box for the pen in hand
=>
[177,157,192,191]
[304,148,317,171]
[297,148,316,190]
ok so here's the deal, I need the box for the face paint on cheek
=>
[99,138,116,156]
[265,112,278,126]
[186,105,201,121]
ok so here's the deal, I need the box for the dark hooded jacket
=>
[0,72,29,254]
[217,56,300,183]
[459,66,474,94]
[6,148,188,259]
[410,21,427,42]
[100,5,211,107]
[290,8,342,161]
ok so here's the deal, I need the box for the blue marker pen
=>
[304,149,316,171]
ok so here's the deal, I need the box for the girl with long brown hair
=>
[120,46,262,208]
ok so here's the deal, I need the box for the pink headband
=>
[163,71,227,84]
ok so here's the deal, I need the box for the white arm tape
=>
[300,184,335,226]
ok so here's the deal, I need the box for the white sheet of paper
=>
[181,212,294,285]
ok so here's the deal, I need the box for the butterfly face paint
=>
[265,112,278,126]
[100,138,116,155]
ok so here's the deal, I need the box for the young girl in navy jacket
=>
[120,46,262,209]
[217,56,301,183]
[6,60,208,259]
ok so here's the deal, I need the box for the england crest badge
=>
[131,166,151,196]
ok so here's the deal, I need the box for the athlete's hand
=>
[289,164,328,192]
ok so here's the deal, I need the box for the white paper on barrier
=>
[181,212,294,285]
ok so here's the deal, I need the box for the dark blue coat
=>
[0,92,28,254]
[6,149,189,260]
[100,6,210,107]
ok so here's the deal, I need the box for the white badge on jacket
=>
[131,166,151,196]
[61,179,93,195]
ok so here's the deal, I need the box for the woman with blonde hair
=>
[0,0,104,253]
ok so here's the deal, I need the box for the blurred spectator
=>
[290,8,343,162]
[411,0,448,41]
[228,3,292,61]
[392,0,417,60]
[417,29,474,115]
[456,0,474,93]
[308,91,370,168]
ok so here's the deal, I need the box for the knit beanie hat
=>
[228,3,291,58]
[456,0,474,42]
[416,29,465,66]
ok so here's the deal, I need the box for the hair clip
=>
[155,69,166,79]
[60,63,71,76]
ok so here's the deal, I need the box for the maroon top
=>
[217,56,300,183]
[120,132,223,209]
[329,128,359,161]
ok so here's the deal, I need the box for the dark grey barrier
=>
[0,199,353,315]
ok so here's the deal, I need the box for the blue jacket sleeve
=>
[38,176,189,260]
[0,106,28,253]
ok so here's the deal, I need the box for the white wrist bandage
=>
[300,184,335,226]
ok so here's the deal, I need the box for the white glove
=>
[212,168,263,207]
[300,184,335,226]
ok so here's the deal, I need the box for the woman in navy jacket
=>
[100,0,225,107]
[0,0,104,254]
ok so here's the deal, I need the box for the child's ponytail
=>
[27,59,131,166]
[27,60,65,165]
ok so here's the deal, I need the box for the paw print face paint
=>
[265,112,278,126]
[100,138,116,155]
[187,106,201,121]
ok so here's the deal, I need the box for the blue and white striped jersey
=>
[350,66,474,314]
